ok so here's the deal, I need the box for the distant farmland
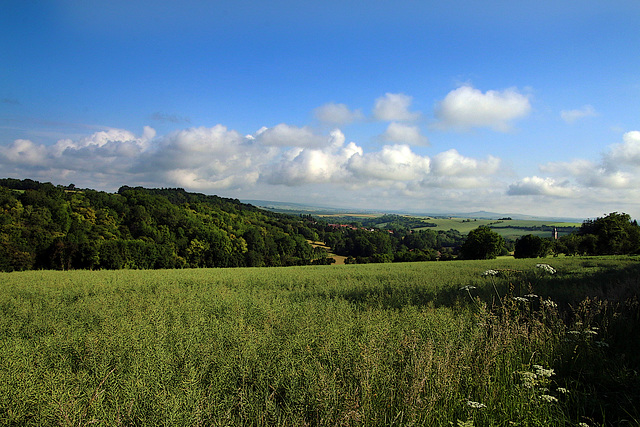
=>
[316,213,580,240]
[412,217,580,239]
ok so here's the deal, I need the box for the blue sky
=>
[2,0,639,219]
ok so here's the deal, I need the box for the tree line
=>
[0,179,469,271]
[461,213,640,260]
[1,179,638,271]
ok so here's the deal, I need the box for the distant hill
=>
[243,200,585,223]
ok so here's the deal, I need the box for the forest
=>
[1,178,639,272]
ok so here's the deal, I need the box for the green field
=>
[1,257,639,426]
[414,217,581,239]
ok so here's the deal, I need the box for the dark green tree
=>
[514,234,546,258]
[578,212,640,255]
[460,226,505,260]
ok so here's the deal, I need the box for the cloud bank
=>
[0,121,504,207]
[508,131,640,209]
[3,90,639,218]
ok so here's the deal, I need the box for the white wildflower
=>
[513,296,529,303]
[534,365,554,378]
[482,269,499,276]
[519,371,537,388]
[557,387,569,394]
[466,400,486,409]
[540,394,558,403]
[524,294,539,298]
[541,299,558,309]
[535,264,556,274]
[460,285,477,291]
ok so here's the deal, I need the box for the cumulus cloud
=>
[264,131,362,186]
[53,126,155,157]
[379,122,429,146]
[314,102,364,125]
[605,130,640,169]
[373,93,421,122]
[142,125,275,189]
[347,144,430,182]
[254,123,330,148]
[434,85,531,132]
[560,105,597,123]
[424,149,501,188]
[0,139,48,166]
[509,130,640,201]
[507,176,576,197]
[0,121,508,210]
[430,149,499,176]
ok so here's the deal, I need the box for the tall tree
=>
[460,226,505,260]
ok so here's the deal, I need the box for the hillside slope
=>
[0,179,328,271]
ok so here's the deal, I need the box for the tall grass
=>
[0,257,638,426]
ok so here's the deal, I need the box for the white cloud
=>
[314,103,364,125]
[372,93,421,122]
[430,149,500,177]
[347,144,430,182]
[144,125,275,189]
[254,123,329,148]
[507,176,576,197]
[53,126,155,155]
[560,105,597,123]
[434,85,531,132]
[508,131,640,204]
[264,137,362,186]
[606,130,640,168]
[0,139,48,166]
[380,122,429,146]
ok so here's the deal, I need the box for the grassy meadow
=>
[1,257,639,426]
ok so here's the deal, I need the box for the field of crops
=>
[413,218,580,239]
[1,257,639,426]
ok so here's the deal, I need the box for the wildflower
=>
[535,263,556,274]
[466,401,485,409]
[541,299,557,309]
[524,293,538,298]
[512,296,529,303]
[482,269,499,276]
[578,423,590,427]
[557,387,569,394]
[460,285,477,291]
[540,394,558,403]
[519,371,537,388]
[533,365,554,377]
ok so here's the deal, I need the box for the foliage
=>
[0,257,638,425]
[578,212,640,255]
[514,234,551,258]
[0,179,328,271]
[554,212,640,256]
[0,179,468,271]
[459,226,505,259]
